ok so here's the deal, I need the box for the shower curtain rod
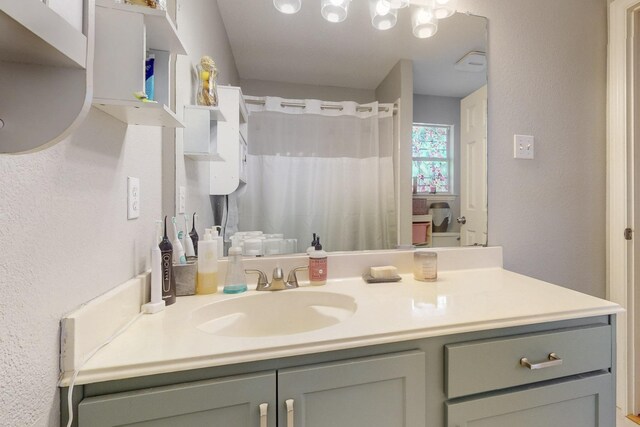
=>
[244,98,398,114]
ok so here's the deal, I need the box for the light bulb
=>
[382,0,409,9]
[433,0,457,19]
[376,0,391,15]
[273,0,301,14]
[412,6,438,38]
[322,0,350,23]
[370,0,397,30]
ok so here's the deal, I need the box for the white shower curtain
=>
[237,96,397,251]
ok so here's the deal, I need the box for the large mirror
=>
[175,1,487,255]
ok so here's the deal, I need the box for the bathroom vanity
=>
[59,248,621,427]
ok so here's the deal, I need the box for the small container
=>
[174,261,197,296]
[414,250,437,282]
[224,247,248,294]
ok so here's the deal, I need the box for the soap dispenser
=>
[196,229,218,294]
[309,237,327,286]
[223,247,248,294]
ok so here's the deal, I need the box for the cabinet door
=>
[446,372,614,427]
[78,371,276,427]
[277,350,425,427]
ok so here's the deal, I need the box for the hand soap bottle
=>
[196,229,218,294]
[223,247,248,294]
[309,237,327,286]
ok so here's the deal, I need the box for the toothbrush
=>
[171,216,187,264]
[184,214,196,258]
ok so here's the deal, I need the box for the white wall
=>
[174,0,239,235]
[0,112,163,426]
[239,78,376,103]
[376,59,414,247]
[457,0,607,297]
[413,94,462,232]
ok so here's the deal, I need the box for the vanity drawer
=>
[444,324,612,399]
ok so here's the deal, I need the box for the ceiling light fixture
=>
[412,6,438,38]
[273,0,457,38]
[321,0,351,23]
[433,0,457,19]
[273,0,301,14]
[370,0,398,30]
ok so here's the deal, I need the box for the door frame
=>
[608,0,640,416]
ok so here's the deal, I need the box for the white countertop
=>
[60,267,622,386]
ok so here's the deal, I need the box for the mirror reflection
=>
[176,1,487,254]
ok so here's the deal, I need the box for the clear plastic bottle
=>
[224,247,248,294]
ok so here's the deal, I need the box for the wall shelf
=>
[95,0,186,54]
[184,105,226,122]
[0,0,88,69]
[94,98,184,128]
[184,152,224,161]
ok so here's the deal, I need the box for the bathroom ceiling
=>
[216,0,487,97]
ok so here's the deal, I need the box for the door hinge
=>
[625,228,633,240]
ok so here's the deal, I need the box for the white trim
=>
[608,0,640,416]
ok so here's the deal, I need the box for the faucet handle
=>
[286,266,308,289]
[272,267,284,281]
[245,269,268,290]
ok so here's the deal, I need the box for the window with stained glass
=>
[412,124,452,194]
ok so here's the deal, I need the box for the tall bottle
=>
[309,237,328,286]
[143,220,166,314]
[159,216,176,305]
[197,229,218,294]
[224,247,248,294]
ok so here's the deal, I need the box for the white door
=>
[460,85,488,246]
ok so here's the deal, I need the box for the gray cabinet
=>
[65,316,616,427]
[76,351,425,427]
[277,351,425,427]
[78,371,276,427]
[446,372,613,427]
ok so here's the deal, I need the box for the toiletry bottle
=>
[306,233,317,254]
[223,247,248,294]
[189,213,199,256]
[171,216,187,265]
[183,214,196,259]
[143,220,166,314]
[213,225,224,257]
[159,216,176,305]
[196,229,218,294]
[309,237,327,286]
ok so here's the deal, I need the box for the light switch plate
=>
[127,177,140,220]
[178,186,186,214]
[514,135,535,159]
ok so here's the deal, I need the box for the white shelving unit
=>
[92,0,186,128]
[210,86,249,195]
[0,0,87,69]
[183,105,226,161]
[0,0,93,154]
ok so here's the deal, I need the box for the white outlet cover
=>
[127,177,140,220]
[514,135,535,160]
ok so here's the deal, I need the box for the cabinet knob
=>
[259,403,268,427]
[285,399,295,427]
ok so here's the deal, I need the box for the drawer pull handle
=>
[520,353,563,370]
[259,403,268,427]
[286,399,294,427]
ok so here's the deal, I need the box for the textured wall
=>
[457,0,607,297]
[0,111,163,426]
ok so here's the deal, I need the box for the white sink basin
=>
[191,291,357,337]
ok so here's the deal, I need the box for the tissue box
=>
[174,261,197,296]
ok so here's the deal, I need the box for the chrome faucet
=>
[246,266,308,291]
